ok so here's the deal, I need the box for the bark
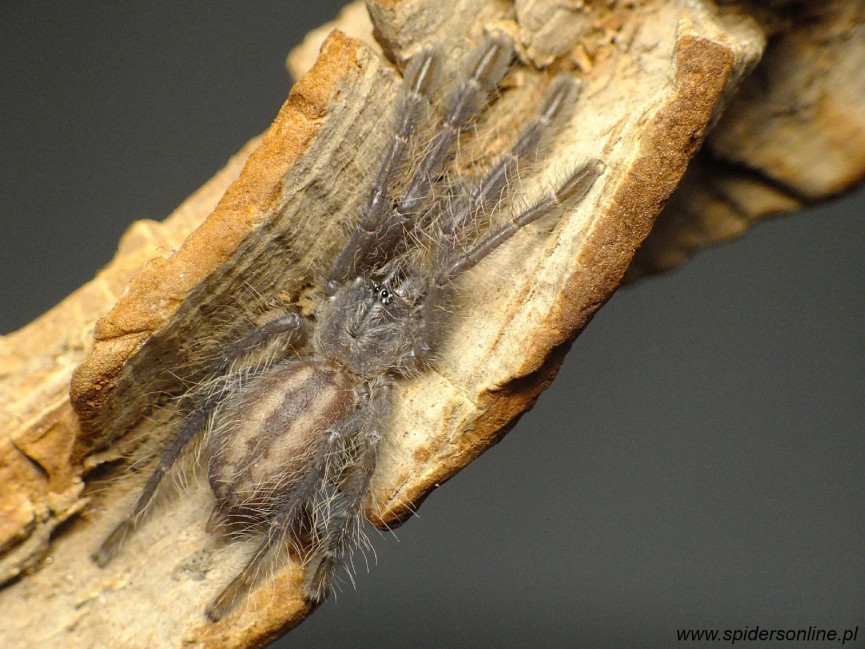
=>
[0,1,862,648]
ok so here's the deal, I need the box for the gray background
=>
[2,3,863,648]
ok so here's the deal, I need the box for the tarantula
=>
[91,33,603,622]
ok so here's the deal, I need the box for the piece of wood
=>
[289,2,865,283]
[0,1,861,647]
[630,0,865,277]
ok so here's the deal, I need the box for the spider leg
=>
[410,160,604,361]
[92,396,218,567]
[217,310,308,372]
[204,447,327,623]
[327,35,514,289]
[391,34,513,224]
[326,48,439,293]
[92,311,310,567]
[440,159,605,281]
[437,74,582,241]
[303,380,393,603]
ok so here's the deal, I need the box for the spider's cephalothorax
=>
[91,34,604,622]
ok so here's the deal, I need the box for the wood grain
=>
[1,1,862,647]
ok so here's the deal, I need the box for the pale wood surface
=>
[0,1,862,648]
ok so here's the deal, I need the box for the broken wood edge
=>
[0,136,261,585]
[370,21,749,527]
[68,33,360,452]
[630,0,865,277]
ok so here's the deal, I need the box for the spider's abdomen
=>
[207,359,357,520]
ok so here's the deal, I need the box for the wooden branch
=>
[630,0,865,277]
[0,1,862,648]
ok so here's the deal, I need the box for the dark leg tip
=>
[91,546,115,568]
[204,601,226,624]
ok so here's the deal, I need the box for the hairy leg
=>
[303,380,392,603]
[408,159,604,363]
[436,74,583,243]
[92,311,310,566]
[326,48,439,292]
[438,159,605,283]
[327,34,515,289]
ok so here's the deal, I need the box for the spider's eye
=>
[372,282,393,305]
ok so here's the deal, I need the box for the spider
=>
[91,33,604,622]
